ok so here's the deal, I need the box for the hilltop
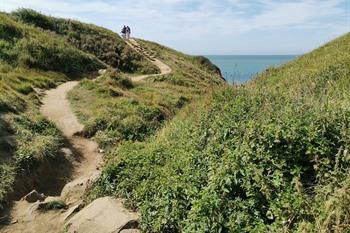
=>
[11,9,159,74]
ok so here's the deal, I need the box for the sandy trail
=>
[127,38,172,81]
[40,81,101,180]
[1,38,171,233]
[41,81,83,138]
[1,81,103,233]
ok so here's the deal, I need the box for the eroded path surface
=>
[1,81,105,233]
[41,81,101,184]
[41,81,84,138]
[1,38,171,233]
[127,38,172,81]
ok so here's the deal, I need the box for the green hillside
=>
[11,9,159,74]
[0,12,110,207]
[94,33,350,232]
[68,39,225,150]
[137,39,224,87]
[0,9,156,208]
[0,10,225,212]
[1,8,348,233]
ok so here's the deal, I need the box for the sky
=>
[1,0,349,55]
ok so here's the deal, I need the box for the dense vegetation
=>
[0,13,104,76]
[11,9,160,74]
[93,34,350,232]
[68,41,225,151]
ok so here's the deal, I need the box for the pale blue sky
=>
[1,0,349,55]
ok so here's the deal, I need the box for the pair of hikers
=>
[121,25,131,39]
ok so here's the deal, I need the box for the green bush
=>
[102,68,134,89]
[15,36,103,76]
[80,102,163,143]
[12,9,56,31]
[82,117,108,138]
[0,14,23,41]
[13,115,63,171]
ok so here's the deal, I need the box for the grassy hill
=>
[2,8,347,233]
[0,9,159,209]
[92,33,350,232]
[11,9,159,74]
[0,10,225,212]
[68,40,225,150]
[137,39,224,87]
[0,12,110,208]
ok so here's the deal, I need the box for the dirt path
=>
[1,39,172,233]
[40,81,102,182]
[127,38,172,81]
[41,81,83,137]
[1,81,103,233]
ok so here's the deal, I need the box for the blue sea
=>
[206,55,296,84]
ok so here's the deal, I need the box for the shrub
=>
[12,8,56,31]
[15,36,104,76]
[102,68,134,89]
[82,117,108,138]
[0,14,23,41]
[12,115,63,171]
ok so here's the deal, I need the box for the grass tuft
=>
[38,200,67,212]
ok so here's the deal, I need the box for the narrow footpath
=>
[126,38,172,81]
[1,38,171,233]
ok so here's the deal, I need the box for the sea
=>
[206,55,296,84]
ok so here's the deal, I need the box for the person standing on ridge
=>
[121,25,127,39]
[126,26,131,39]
